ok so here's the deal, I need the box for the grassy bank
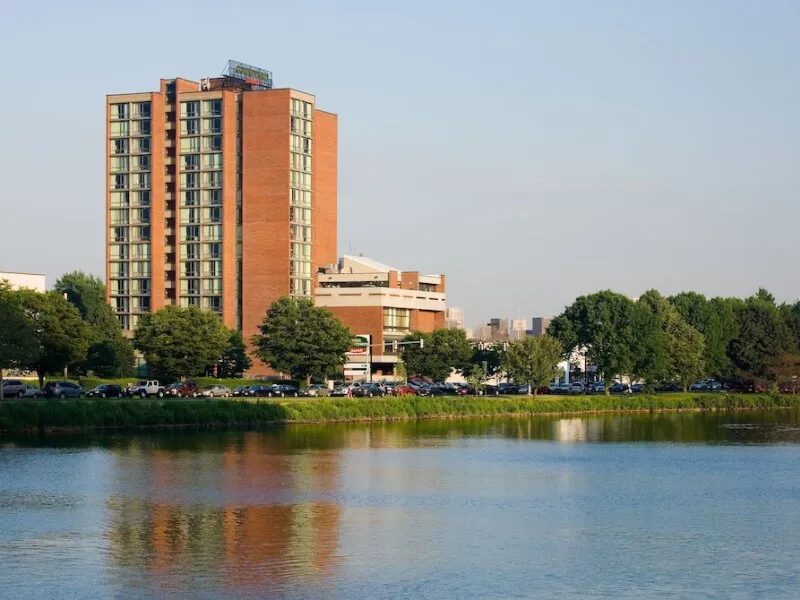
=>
[2,393,800,434]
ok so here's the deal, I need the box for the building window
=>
[290,242,311,260]
[203,135,222,151]
[290,224,311,243]
[110,156,129,172]
[180,137,201,153]
[290,278,311,297]
[203,225,222,241]
[203,153,222,169]
[203,118,222,134]
[182,119,200,136]
[110,121,129,137]
[383,307,411,332]
[132,120,151,136]
[112,139,129,154]
[202,260,222,277]
[112,103,128,120]
[183,226,200,241]
[136,172,150,189]
[204,99,222,116]
[135,155,150,171]
[134,102,151,118]
[182,172,200,189]
[183,154,200,170]
[203,171,222,188]
[112,174,128,190]
[290,260,311,277]
[132,208,150,224]
[133,191,150,206]
[204,206,222,222]
[290,207,311,224]
[203,296,222,313]
[110,191,129,207]
[181,101,199,118]
[133,138,151,154]
[203,189,222,205]
[204,243,222,259]
[182,190,199,206]
[180,207,200,224]
[184,261,199,277]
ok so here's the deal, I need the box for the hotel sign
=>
[224,60,273,89]
[349,335,370,355]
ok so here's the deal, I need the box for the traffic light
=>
[392,340,399,352]
[419,338,424,349]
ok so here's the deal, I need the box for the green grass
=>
[2,393,800,434]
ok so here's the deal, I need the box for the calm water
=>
[2,412,800,599]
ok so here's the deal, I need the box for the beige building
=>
[0,271,46,292]
[314,256,446,380]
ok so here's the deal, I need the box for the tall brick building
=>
[106,61,337,368]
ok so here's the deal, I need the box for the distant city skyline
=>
[1,0,799,323]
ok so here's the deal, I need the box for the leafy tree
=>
[728,292,791,379]
[470,344,504,377]
[55,271,120,340]
[251,298,351,384]
[219,329,252,378]
[16,290,91,388]
[639,290,704,391]
[628,298,669,386]
[135,305,229,381]
[501,336,563,395]
[85,338,135,378]
[401,328,473,381]
[548,291,639,393]
[395,357,407,383]
[0,284,41,399]
[465,363,485,395]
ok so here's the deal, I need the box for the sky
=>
[0,0,798,328]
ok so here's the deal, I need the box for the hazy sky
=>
[1,0,798,327]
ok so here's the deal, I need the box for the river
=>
[2,411,800,599]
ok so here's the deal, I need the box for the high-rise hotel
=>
[106,61,337,351]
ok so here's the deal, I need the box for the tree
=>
[251,298,352,384]
[639,290,704,391]
[16,290,91,388]
[501,336,563,395]
[85,338,135,379]
[470,344,504,378]
[0,284,41,399]
[395,357,407,383]
[219,329,252,378]
[465,363,485,395]
[548,291,639,393]
[728,292,791,379]
[401,328,473,382]
[55,271,120,340]
[134,306,229,381]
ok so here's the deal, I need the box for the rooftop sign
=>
[223,60,273,90]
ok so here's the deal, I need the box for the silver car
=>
[200,384,231,398]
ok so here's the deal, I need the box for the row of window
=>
[111,173,150,190]
[182,189,222,206]
[179,225,222,241]
[110,262,151,277]
[290,278,312,297]
[180,172,222,188]
[291,224,311,243]
[290,98,313,119]
[290,170,311,190]
[180,242,222,260]
[178,296,222,312]
[181,153,222,170]
[180,100,222,118]
[291,188,311,207]
[111,138,150,154]
[111,102,151,120]
[290,206,311,225]
[114,296,150,313]
[110,155,150,172]
[180,135,222,153]
[291,152,312,172]
[110,120,151,137]
[111,226,150,243]
[290,116,312,137]
[110,191,150,207]
[110,278,150,295]
[180,261,222,278]
[290,260,311,277]
[179,207,222,224]
[110,243,151,260]
[179,118,222,136]
[110,208,150,225]
[179,279,222,294]
[290,134,312,154]
[384,307,411,332]
[291,242,311,260]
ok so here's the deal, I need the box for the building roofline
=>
[0,271,46,277]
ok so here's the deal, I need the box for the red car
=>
[166,382,200,397]
[391,385,414,396]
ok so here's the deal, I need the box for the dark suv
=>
[165,382,200,397]
[43,381,84,399]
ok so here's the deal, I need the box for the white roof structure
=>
[339,255,400,274]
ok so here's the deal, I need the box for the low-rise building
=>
[314,255,446,381]
[0,271,46,292]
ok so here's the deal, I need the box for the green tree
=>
[394,357,407,383]
[548,291,638,393]
[0,284,41,399]
[55,271,120,340]
[401,328,473,381]
[134,305,229,381]
[16,290,92,388]
[639,290,705,391]
[85,338,136,378]
[501,336,563,395]
[728,292,791,379]
[251,298,352,384]
[219,329,252,378]
[465,363,485,395]
[470,344,504,377]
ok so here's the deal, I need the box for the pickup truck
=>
[129,380,165,398]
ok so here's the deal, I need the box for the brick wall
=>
[312,110,338,275]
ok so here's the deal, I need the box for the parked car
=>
[483,385,500,396]
[1,379,28,398]
[20,384,42,398]
[353,383,386,398]
[265,384,300,398]
[43,381,84,399]
[631,383,646,394]
[87,384,124,399]
[302,384,330,397]
[248,384,275,397]
[165,382,199,398]
[587,382,605,395]
[655,382,682,393]
[610,382,631,395]
[390,384,415,396]
[232,386,253,397]
[569,382,586,395]
[497,382,519,395]
[130,380,165,398]
[548,383,570,395]
[690,380,722,393]
[200,384,231,398]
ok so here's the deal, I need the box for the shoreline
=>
[1,394,799,435]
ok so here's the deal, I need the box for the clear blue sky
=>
[1,0,798,327]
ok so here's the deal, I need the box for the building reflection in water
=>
[105,432,341,594]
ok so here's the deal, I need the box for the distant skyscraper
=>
[530,317,551,336]
[445,307,465,330]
